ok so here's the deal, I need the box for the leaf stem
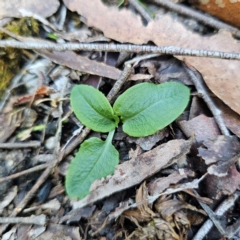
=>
[106,129,115,145]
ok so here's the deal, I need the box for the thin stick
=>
[183,63,230,136]
[0,163,49,184]
[129,0,152,22]
[194,190,226,236]
[151,0,240,38]
[0,215,46,225]
[57,5,67,31]
[53,77,69,155]
[193,193,239,240]
[107,64,132,102]
[126,53,160,66]
[0,141,41,149]
[0,40,240,60]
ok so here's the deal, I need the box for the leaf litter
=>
[1,0,240,239]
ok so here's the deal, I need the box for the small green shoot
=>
[47,33,59,40]
[117,0,125,7]
[17,124,46,140]
[66,82,190,199]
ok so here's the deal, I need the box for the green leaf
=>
[65,130,119,199]
[117,0,124,7]
[71,85,119,132]
[47,33,58,40]
[113,82,190,137]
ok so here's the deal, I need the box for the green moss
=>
[0,18,39,97]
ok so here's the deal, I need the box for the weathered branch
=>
[0,40,240,60]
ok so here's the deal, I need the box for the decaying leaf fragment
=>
[123,182,156,223]
[71,139,192,209]
[201,165,240,199]
[198,135,240,165]
[123,183,206,239]
[63,0,240,115]
[128,129,167,151]
[0,110,24,143]
[148,170,189,196]
[128,217,180,240]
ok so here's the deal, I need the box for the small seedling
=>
[65,82,190,199]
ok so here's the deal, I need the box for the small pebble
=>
[45,136,57,150]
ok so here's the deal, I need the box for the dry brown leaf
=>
[155,199,205,221]
[140,56,192,85]
[0,110,23,143]
[128,129,167,151]
[155,199,193,238]
[198,135,240,165]
[179,114,220,142]
[36,48,151,81]
[198,136,240,177]
[38,49,122,80]
[190,0,240,28]
[128,218,179,240]
[201,165,240,199]
[71,139,192,209]
[59,205,96,224]
[63,0,240,115]
[0,0,60,19]
[148,170,188,196]
[123,182,155,223]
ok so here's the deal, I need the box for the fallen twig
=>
[107,63,132,102]
[194,190,226,236]
[193,193,239,240]
[0,163,49,184]
[0,215,46,225]
[0,40,240,60]
[129,0,152,22]
[183,63,230,136]
[0,141,41,149]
